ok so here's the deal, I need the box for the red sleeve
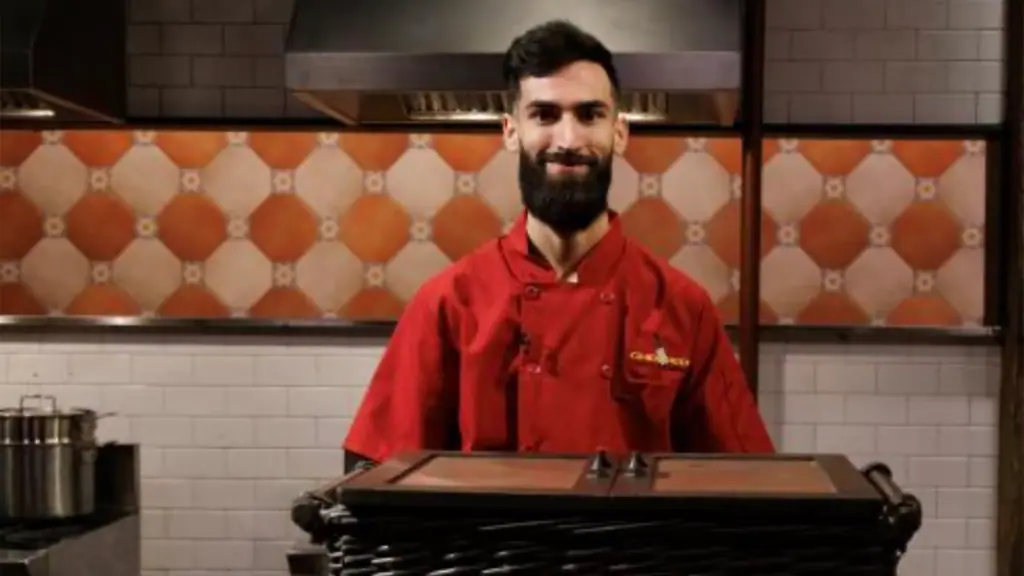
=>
[342,282,459,463]
[672,292,775,454]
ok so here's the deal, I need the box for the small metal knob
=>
[587,449,613,478]
[625,452,649,477]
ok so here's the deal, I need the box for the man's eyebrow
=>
[524,99,610,110]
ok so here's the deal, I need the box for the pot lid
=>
[2,395,96,416]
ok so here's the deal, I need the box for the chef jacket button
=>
[600,364,613,378]
[527,363,542,374]
[600,292,615,304]
[524,285,541,299]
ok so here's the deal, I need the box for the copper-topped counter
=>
[650,457,836,494]
[395,455,585,490]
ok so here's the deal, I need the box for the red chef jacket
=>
[344,211,774,463]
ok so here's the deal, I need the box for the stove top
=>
[0,512,126,551]
[0,512,140,576]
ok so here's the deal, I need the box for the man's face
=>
[502,60,629,236]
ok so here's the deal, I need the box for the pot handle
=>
[19,394,58,412]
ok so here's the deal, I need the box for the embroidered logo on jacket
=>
[628,347,690,370]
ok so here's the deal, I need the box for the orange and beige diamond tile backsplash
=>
[0,130,985,326]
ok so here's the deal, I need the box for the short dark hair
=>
[502,20,620,101]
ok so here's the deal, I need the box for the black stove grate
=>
[0,514,116,551]
[316,506,910,576]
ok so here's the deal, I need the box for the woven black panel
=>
[319,506,904,575]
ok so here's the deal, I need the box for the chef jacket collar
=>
[503,210,627,286]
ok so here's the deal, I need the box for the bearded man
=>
[343,20,774,469]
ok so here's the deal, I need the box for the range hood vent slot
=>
[403,91,512,123]
[0,91,58,120]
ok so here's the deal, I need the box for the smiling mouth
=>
[547,163,588,173]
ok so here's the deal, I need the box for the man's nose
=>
[551,115,586,150]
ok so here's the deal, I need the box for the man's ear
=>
[502,113,520,153]
[613,112,629,156]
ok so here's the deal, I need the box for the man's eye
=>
[531,108,560,123]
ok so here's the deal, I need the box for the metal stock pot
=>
[0,394,109,519]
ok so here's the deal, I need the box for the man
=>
[343,20,774,468]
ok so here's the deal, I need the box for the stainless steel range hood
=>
[0,0,126,124]
[284,0,742,128]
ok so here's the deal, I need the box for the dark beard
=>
[518,148,613,236]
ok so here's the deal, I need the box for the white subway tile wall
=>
[0,336,999,576]
[126,0,1006,124]
[764,0,1006,124]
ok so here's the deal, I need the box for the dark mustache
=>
[539,150,598,167]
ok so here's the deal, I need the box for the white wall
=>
[0,335,999,576]
[764,0,1005,124]
[127,0,1005,124]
